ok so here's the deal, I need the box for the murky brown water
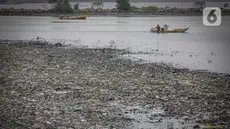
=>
[0,16,230,73]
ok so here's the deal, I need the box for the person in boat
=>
[59,15,63,19]
[164,24,169,31]
[154,24,161,32]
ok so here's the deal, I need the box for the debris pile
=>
[0,40,229,129]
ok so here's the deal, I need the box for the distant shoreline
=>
[0,0,230,3]
[0,12,204,17]
[0,7,230,16]
[1,11,230,17]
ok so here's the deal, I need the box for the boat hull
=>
[60,15,86,20]
[150,27,189,33]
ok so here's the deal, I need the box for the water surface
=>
[0,16,230,73]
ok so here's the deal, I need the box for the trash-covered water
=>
[110,101,196,129]
[1,41,230,129]
[0,16,230,73]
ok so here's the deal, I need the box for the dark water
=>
[0,16,230,73]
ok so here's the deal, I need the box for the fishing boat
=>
[150,27,189,33]
[59,15,87,20]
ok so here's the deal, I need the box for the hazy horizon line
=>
[2,0,230,3]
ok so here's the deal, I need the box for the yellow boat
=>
[150,27,189,33]
[59,15,87,20]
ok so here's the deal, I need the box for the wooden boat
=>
[59,15,87,20]
[150,27,189,33]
